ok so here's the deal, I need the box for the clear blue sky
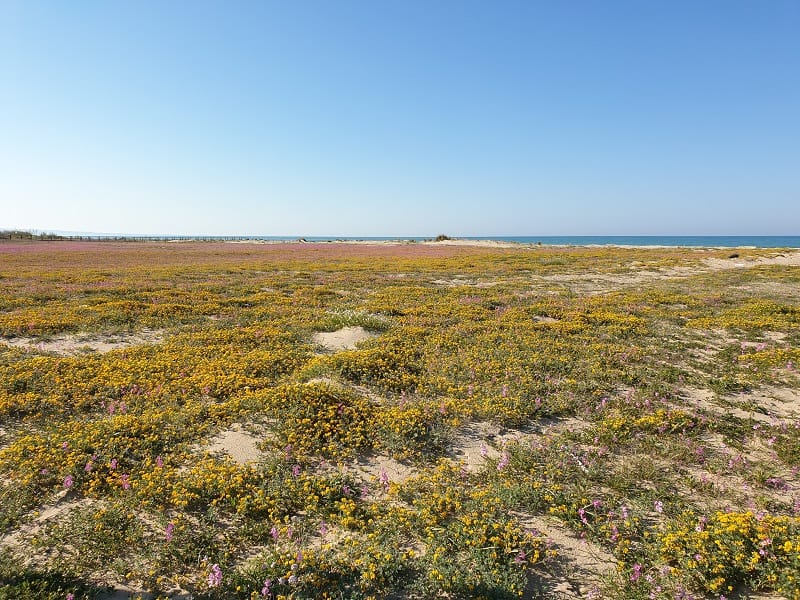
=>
[1,1,798,236]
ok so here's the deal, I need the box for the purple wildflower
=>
[207,563,222,587]
[497,452,509,471]
[261,578,272,597]
[379,468,389,491]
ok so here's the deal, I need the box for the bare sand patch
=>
[1,329,164,355]
[425,238,521,248]
[726,387,800,421]
[450,419,585,472]
[0,496,94,557]
[529,249,800,295]
[515,511,615,599]
[96,585,157,600]
[690,385,800,422]
[205,424,265,464]
[450,421,504,470]
[703,251,800,270]
[431,277,503,287]
[764,331,789,342]
[312,326,377,351]
[94,581,191,600]
[351,454,417,486]
[533,315,560,323]
[681,387,786,424]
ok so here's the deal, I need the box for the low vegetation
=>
[0,240,798,599]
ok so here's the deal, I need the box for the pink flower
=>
[207,563,222,587]
[497,452,509,471]
[630,563,642,582]
[120,474,130,490]
[110,458,118,470]
[84,461,93,472]
[61,441,69,451]
[319,521,328,536]
[270,525,279,541]
[66,594,75,600]
[63,475,73,489]
[654,500,663,514]
[165,522,175,542]
[291,464,301,477]
[155,455,164,468]
[379,468,389,491]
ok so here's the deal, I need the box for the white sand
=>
[312,326,377,351]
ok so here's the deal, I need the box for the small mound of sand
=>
[450,421,503,471]
[351,454,417,485]
[205,425,264,464]
[1,329,163,355]
[312,326,377,351]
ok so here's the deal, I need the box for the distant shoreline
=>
[2,231,799,249]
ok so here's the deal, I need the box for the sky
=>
[1,1,799,237]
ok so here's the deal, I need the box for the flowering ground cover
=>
[0,240,799,599]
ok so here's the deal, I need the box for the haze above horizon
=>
[2,1,798,237]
